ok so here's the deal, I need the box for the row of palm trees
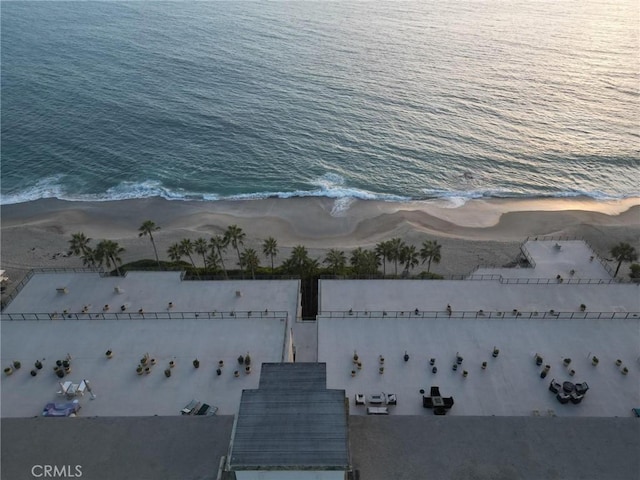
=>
[69,220,639,279]
[69,221,442,279]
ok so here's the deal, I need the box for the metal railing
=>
[1,310,289,321]
[519,241,537,268]
[320,310,639,320]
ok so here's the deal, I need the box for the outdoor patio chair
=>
[443,397,455,409]
[549,379,561,394]
[433,407,446,415]
[556,392,570,404]
[423,396,434,409]
[570,392,584,404]
[575,382,589,395]
[430,386,441,397]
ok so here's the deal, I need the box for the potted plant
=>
[357,361,362,370]
[244,354,251,366]
[580,304,586,312]
[569,369,576,376]
[164,369,171,378]
[462,370,468,377]
[30,370,37,377]
[193,359,200,368]
[234,370,240,377]
[216,368,222,376]
[144,366,151,375]
[218,360,224,368]
[492,347,499,358]
[140,357,148,366]
[430,358,436,366]
[245,365,251,374]
[379,355,385,365]
[56,369,65,378]
[379,366,384,374]
[169,360,175,368]
[35,360,43,370]
[563,358,571,366]
[13,360,21,370]
[351,370,356,377]
[352,351,359,363]
[105,350,113,359]
[151,358,157,365]
[432,366,437,374]
[452,364,458,371]
[535,354,543,366]
[481,361,487,369]
[615,359,622,367]
[456,355,463,365]
[136,366,143,375]
[591,356,599,366]
[622,367,629,375]
[404,351,410,362]
[4,367,13,376]
[237,355,244,365]
[56,360,63,367]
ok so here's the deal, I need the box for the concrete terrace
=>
[2,271,301,320]
[1,316,288,417]
[473,239,615,280]
[318,315,640,416]
[1,273,300,418]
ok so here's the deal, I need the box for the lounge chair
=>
[423,396,434,409]
[570,392,584,404]
[443,397,455,409]
[355,394,366,405]
[549,379,561,394]
[386,393,397,405]
[367,407,389,415]
[430,386,441,397]
[575,382,589,395]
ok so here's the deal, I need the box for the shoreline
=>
[1,196,639,289]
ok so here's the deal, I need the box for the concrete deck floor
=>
[1,316,288,417]
[318,316,640,417]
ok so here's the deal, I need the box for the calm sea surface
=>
[1,1,639,207]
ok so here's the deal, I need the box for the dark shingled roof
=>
[230,363,349,470]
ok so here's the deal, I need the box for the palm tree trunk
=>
[271,255,274,273]
[382,255,386,276]
[111,256,122,277]
[427,258,432,273]
[217,248,228,279]
[614,261,622,277]
[150,236,160,267]
[236,247,242,273]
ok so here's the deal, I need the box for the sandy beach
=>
[1,196,639,290]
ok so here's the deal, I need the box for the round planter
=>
[234,371,240,378]
[169,361,175,368]
[105,351,113,359]
[144,367,151,375]
[193,360,200,369]
[13,361,21,370]
[216,368,222,376]
[35,361,43,370]
[164,369,171,378]
[136,367,143,376]
[4,367,13,376]
[351,370,356,377]
[30,370,37,377]
[492,349,499,358]
[481,362,487,370]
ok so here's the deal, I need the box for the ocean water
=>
[1,1,639,207]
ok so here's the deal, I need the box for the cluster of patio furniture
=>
[42,399,80,417]
[355,392,397,414]
[422,386,454,415]
[549,379,589,404]
[180,399,218,416]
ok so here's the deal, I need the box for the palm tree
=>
[420,239,442,273]
[351,248,380,276]
[81,247,99,268]
[193,237,209,268]
[95,240,125,276]
[387,238,405,276]
[262,237,279,273]
[167,243,182,264]
[375,240,393,276]
[68,232,92,257]
[284,245,318,278]
[240,248,260,279]
[138,220,161,267]
[210,235,229,279]
[610,242,638,277]
[400,244,419,275]
[225,225,246,272]
[179,239,197,268]
[205,249,221,272]
[324,248,346,275]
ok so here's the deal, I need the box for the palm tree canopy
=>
[138,220,160,238]
[611,242,638,277]
[240,248,260,275]
[224,225,246,250]
[324,248,346,273]
[420,239,442,272]
[68,232,92,256]
[167,243,183,263]
[95,240,125,273]
[262,237,279,258]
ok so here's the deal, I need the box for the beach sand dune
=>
[1,197,638,293]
